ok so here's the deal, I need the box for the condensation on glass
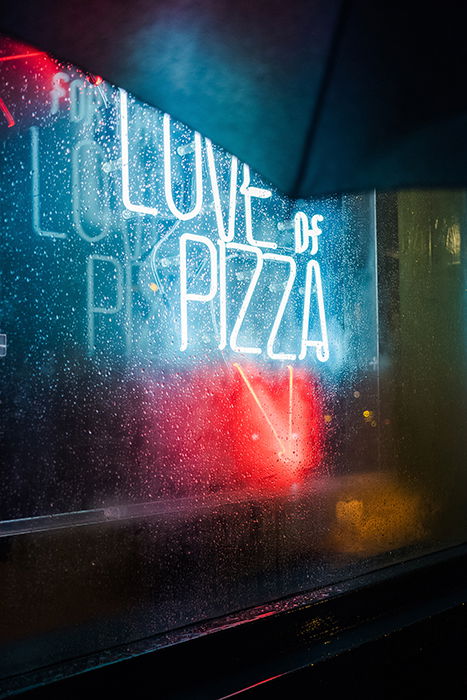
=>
[0,36,466,680]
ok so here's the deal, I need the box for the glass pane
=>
[0,36,465,682]
[377,191,467,552]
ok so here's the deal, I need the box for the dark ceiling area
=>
[2,2,467,195]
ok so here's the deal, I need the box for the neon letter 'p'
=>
[180,234,218,351]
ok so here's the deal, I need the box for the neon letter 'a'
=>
[299,260,329,362]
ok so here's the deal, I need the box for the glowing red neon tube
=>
[0,98,14,127]
[0,51,46,62]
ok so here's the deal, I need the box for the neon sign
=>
[1,54,379,513]
[119,88,329,364]
[7,69,376,379]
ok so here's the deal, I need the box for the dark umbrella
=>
[2,1,467,197]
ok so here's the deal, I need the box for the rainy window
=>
[1,36,466,680]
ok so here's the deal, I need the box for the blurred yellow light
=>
[329,477,424,556]
[324,414,332,424]
[363,410,371,418]
[336,499,363,526]
[149,282,158,292]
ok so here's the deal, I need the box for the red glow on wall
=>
[230,363,323,489]
[128,364,324,496]
[0,38,61,128]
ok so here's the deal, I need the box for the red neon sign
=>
[0,51,46,62]
[0,97,14,127]
[135,364,323,494]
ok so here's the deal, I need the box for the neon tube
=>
[287,364,294,442]
[180,233,218,351]
[240,164,276,249]
[0,51,45,62]
[0,97,14,127]
[163,113,203,221]
[299,259,329,362]
[233,363,285,455]
[263,252,297,360]
[228,243,263,355]
[119,88,159,217]
[30,127,67,238]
